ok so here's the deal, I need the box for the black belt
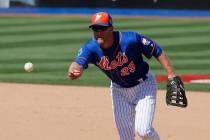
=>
[120,75,148,88]
[138,74,148,82]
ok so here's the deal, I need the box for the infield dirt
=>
[0,83,209,140]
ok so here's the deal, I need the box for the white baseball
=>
[24,62,33,72]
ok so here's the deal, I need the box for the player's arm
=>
[157,52,188,108]
[68,42,93,80]
[68,62,84,80]
[156,52,176,78]
[137,34,176,78]
[138,34,187,107]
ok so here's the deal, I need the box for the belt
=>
[120,74,148,88]
[138,74,148,83]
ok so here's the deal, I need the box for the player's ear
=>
[108,26,113,31]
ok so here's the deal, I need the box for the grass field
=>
[0,15,210,91]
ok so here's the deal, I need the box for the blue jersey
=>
[75,31,162,87]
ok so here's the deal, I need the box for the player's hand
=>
[69,70,82,80]
[68,62,83,80]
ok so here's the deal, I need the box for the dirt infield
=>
[0,83,209,140]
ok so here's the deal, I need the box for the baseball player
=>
[68,12,184,140]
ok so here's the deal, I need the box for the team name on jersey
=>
[97,52,136,76]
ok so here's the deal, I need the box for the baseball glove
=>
[166,76,188,108]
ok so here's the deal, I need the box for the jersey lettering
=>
[116,52,128,66]
[128,61,135,73]
[97,52,136,76]
[97,52,128,70]
[120,61,136,76]
[98,56,109,70]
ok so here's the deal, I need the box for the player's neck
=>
[101,33,114,49]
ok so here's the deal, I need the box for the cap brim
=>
[89,23,110,28]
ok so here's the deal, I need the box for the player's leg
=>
[111,86,136,140]
[135,72,160,140]
[135,95,160,140]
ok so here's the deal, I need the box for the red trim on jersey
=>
[113,32,130,86]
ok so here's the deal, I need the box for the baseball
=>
[24,62,33,72]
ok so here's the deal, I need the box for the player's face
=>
[92,26,113,45]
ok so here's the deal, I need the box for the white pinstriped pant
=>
[111,72,160,140]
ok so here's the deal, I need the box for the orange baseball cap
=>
[89,12,113,28]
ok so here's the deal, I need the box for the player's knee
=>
[136,127,155,140]
[137,130,149,139]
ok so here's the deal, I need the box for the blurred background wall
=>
[0,0,210,10]
[0,0,36,8]
[37,0,210,10]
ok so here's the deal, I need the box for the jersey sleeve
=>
[75,44,93,69]
[136,33,163,59]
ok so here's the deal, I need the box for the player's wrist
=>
[167,70,176,79]
[168,75,176,78]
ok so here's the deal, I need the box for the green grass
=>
[0,16,210,92]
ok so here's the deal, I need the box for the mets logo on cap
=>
[89,12,113,27]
